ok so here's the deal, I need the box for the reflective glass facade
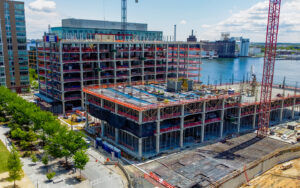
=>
[0,0,29,92]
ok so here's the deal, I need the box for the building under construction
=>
[36,37,202,114]
[84,81,300,159]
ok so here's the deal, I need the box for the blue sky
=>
[24,0,300,42]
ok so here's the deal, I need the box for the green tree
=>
[26,130,38,152]
[73,150,89,178]
[46,128,87,165]
[7,146,24,188]
[11,128,26,140]
[31,154,38,164]
[46,171,56,182]
[42,153,49,167]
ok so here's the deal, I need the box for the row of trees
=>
[0,86,89,182]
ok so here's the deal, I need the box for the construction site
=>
[33,0,300,187]
[84,79,300,158]
[37,40,201,114]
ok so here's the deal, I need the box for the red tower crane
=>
[257,0,282,137]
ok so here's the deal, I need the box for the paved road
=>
[83,148,126,188]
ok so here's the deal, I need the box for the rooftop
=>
[84,82,300,111]
[62,18,148,31]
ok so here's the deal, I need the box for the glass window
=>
[14,3,24,10]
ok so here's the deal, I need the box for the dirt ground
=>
[0,172,34,188]
[241,158,300,188]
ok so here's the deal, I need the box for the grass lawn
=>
[0,140,9,173]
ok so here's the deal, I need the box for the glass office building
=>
[0,0,29,93]
[51,18,163,41]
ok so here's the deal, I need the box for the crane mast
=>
[121,0,138,32]
[121,0,127,31]
[257,0,281,137]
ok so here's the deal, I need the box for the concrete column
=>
[237,107,241,133]
[97,44,101,86]
[252,105,257,129]
[85,111,89,128]
[186,44,190,79]
[292,98,296,119]
[84,93,89,128]
[180,104,184,147]
[220,99,225,138]
[101,121,105,138]
[165,44,169,83]
[156,121,160,153]
[279,99,284,122]
[128,44,132,85]
[142,43,145,83]
[180,117,184,148]
[115,103,118,114]
[115,128,119,143]
[59,42,65,115]
[138,138,142,159]
[154,44,157,81]
[138,111,143,124]
[80,43,84,110]
[113,44,117,85]
[201,113,205,143]
[201,101,206,142]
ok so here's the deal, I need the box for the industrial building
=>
[0,0,29,93]
[84,82,300,159]
[51,18,163,41]
[231,37,250,57]
[36,38,202,114]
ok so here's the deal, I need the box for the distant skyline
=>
[24,0,300,42]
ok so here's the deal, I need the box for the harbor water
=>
[199,57,300,87]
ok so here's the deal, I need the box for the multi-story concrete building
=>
[36,37,202,114]
[84,83,300,159]
[51,18,163,41]
[28,46,37,70]
[0,0,29,92]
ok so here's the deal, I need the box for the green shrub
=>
[0,117,6,122]
[11,128,26,140]
[31,154,38,163]
[20,140,29,150]
[46,172,55,181]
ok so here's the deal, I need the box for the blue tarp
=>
[88,104,156,137]
[34,93,54,103]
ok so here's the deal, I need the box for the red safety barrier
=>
[147,172,175,188]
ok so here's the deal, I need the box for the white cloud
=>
[26,0,61,39]
[199,0,300,42]
[180,20,187,25]
[28,0,56,13]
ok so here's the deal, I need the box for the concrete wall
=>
[216,144,300,188]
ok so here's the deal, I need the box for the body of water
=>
[199,57,300,86]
